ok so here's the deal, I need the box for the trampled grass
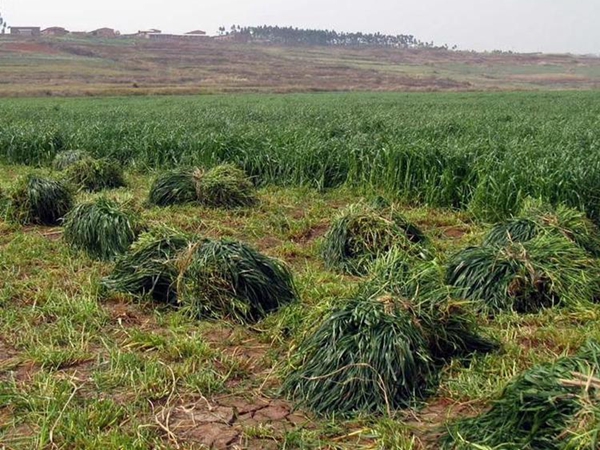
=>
[2,91,600,449]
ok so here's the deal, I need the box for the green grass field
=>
[2,91,600,221]
[1,92,600,449]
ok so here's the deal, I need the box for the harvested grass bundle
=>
[52,150,90,171]
[442,340,600,450]
[564,401,600,450]
[148,165,257,208]
[178,239,297,323]
[322,204,427,275]
[63,198,139,260]
[64,157,125,192]
[7,175,73,225]
[283,293,436,416]
[102,229,191,303]
[447,233,600,313]
[369,195,392,210]
[194,164,257,208]
[148,169,198,206]
[484,199,600,256]
[371,250,499,362]
[484,217,538,247]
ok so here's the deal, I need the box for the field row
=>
[1,92,600,222]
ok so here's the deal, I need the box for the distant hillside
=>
[0,34,599,97]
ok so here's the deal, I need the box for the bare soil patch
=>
[441,226,469,239]
[155,395,310,449]
[406,398,484,448]
[3,42,59,54]
[291,222,329,244]
[0,338,21,377]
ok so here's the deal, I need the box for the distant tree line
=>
[217,25,454,50]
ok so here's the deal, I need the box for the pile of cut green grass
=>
[102,228,191,303]
[283,293,436,417]
[52,150,91,171]
[177,239,297,323]
[484,199,600,256]
[285,254,498,417]
[104,233,296,323]
[371,250,499,361]
[64,157,125,192]
[194,164,257,208]
[442,340,600,449]
[63,198,139,261]
[0,186,7,216]
[447,231,600,314]
[321,203,427,275]
[148,169,198,207]
[7,175,73,225]
[148,164,257,208]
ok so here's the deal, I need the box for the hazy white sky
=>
[3,0,599,54]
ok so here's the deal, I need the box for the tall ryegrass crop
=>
[2,92,600,221]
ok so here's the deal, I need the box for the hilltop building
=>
[146,31,210,41]
[42,27,69,37]
[90,28,118,38]
[137,29,162,37]
[10,26,41,37]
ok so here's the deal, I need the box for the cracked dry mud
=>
[157,395,311,449]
